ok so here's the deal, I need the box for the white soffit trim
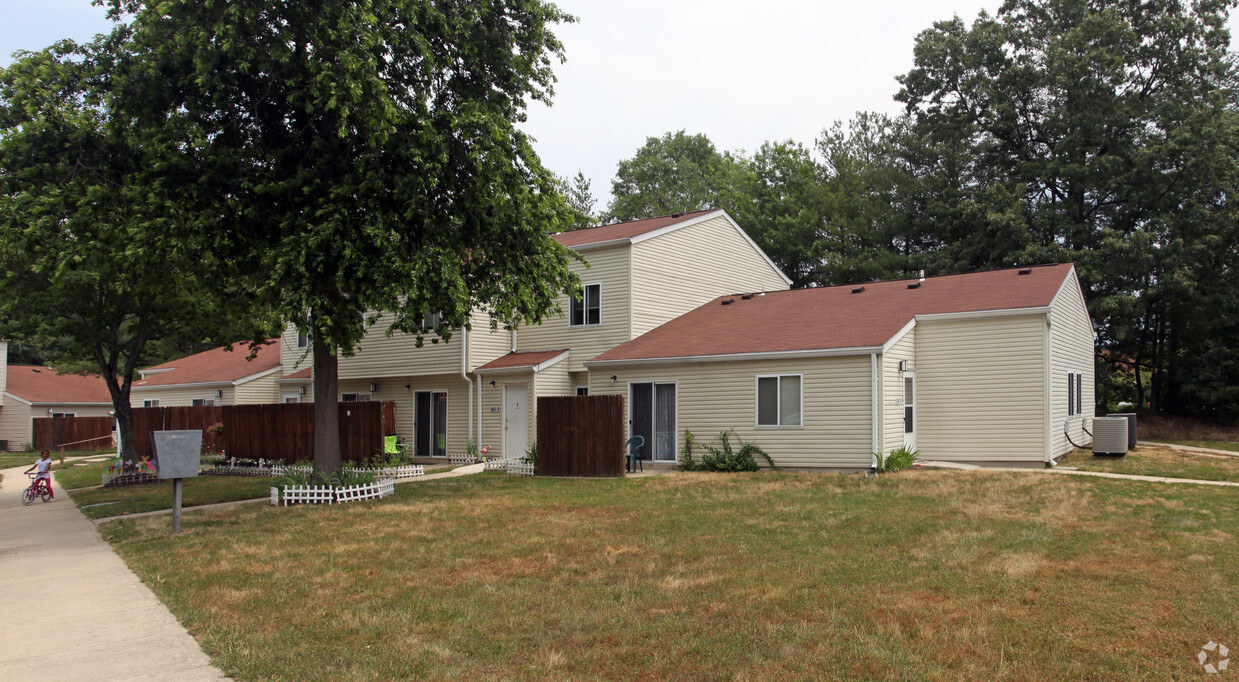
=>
[4,392,33,405]
[232,365,283,386]
[274,376,312,384]
[131,380,232,392]
[881,318,918,354]
[629,209,793,286]
[914,306,1051,323]
[585,345,883,368]
[29,401,112,407]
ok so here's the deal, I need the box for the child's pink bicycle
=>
[22,472,53,506]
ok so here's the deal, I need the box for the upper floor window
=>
[296,330,310,349]
[570,283,601,326]
[757,374,802,427]
[419,311,443,333]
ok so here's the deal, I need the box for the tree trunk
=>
[114,401,136,466]
[312,339,342,483]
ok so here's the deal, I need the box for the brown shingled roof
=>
[589,265,1078,363]
[477,350,569,372]
[552,210,717,248]
[4,366,112,404]
[134,340,281,387]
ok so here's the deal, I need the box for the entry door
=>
[503,384,528,458]
[630,382,676,461]
[903,372,917,451]
[415,391,448,457]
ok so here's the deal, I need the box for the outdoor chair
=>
[625,435,645,473]
[384,435,399,456]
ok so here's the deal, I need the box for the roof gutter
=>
[585,345,884,368]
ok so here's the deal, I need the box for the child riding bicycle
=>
[24,450,54,501]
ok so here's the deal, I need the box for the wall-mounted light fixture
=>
[404,384,411,391]
[369,383,378,393]
[898,360,909,372]
[610,375,617,383]
[489,380,496,387]
[298,386,306,396]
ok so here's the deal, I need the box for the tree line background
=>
[560,0,1239,423]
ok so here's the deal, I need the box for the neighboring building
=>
[131,340,284,408]
[0,341,114,451]
[585,264,1095,468]
[279,209,793,458]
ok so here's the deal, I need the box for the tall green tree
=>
[605,130,746,221]
[896,0,1239,418]
[557,170,598,230]
[111,0,583,478]
[0,34,268,462]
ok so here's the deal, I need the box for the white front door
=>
[903,372,917,451]
[503,384,528,458]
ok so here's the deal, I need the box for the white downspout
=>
[460,326,473,449]
[871,353,880,467]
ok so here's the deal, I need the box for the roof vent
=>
[741,294,755,300]
[907,282,921,289]
[851,286,865,294]
[1018,268,1032,275]
[31,368,41,373]
[671,212,684,218]
[721,299,734,305]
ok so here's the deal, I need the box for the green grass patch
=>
[0,450,110,470]
[65,470,273,519]
[1060,443,1239,482]
[98,470,1238,679]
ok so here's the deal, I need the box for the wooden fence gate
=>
[535,394,625,477]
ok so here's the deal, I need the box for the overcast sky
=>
[4,1,1237,213]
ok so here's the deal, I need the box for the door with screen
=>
[629,382,676,461]
[415,391,448,457]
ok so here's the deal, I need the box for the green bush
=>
[875,446,919,473]
[679,429,776,472]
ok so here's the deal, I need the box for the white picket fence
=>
[271,478,396,506]
[448,453,477,466]
[266,464,424,480]
[506,460,535,477]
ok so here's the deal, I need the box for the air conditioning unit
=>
[1091,417,1129,456]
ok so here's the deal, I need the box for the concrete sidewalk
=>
[0,465,228,681]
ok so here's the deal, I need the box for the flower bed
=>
[270,478,395,506]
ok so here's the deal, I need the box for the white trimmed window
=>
[50,412,75,419]
[143,399,161,408]
[570,283,601,326]
[192,398,216,407]
[757,374,802,427]
[296,330,310,349]
[341,393,372,402]
[576,386,589,396]
[419,311,442,333]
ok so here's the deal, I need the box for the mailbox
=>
[152,430,203,479]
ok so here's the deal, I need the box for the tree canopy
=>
[108,0,583,476]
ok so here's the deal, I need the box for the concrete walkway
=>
[0,465,229,681]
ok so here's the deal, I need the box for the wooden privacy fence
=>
[536,394,625,477]
[33,416,115,452]
[131,401,396,463]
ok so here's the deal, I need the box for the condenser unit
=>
[1091,417,1129,456]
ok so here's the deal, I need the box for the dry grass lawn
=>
[1060,442,1239,482]
[98,469,1239,680]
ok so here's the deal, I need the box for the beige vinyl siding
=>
[280,323,313,374]
[234,372,281,405]
[915,314,1047,462]
[339,375,472,457]
[630,215,791,337]
[0,401,32,450]
[1049,269,1096,459]
[338,313,464,380]
[590,356,873,469]
[516,243,631,373]
[131,386,236,407]
[466,311,513,371]
[881,327,916,454]
[0,340,7,404]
